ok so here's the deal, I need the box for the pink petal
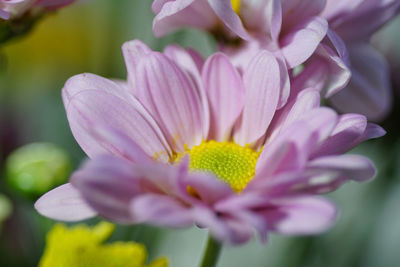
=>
[258,108,337,182]
[62,73,133,109]
[329,44,392,121]
[122,40,152,94]
[66,87,171,161]
[234,51,281,145]
[90,126,152,164]
[281,16,328,68]
[70,156,146,223]
[363,123,386,140]
[268,88,321,138]
[202,53,245,141]
[207,0,251,40]
[152,0,173,13]
[298,107,338,144]
[153,0,217,37]
[246,171,305,197]
[130,194,193,228]
[181,171,233,205]
[135,52,206,152]
[256,122,316,178]
[299,30,351,98]
[164,45,210,138]
[190,205,236,243]
[192,206,254,244]
[307,44,351,98]
[35,183,97,222]
[312,114,368,157]
[282,0,327,29]
[276,54,291,109]
[333,1,400,42]
[321,0,364,21]
[265,196,337,235]
[269,0,282,42]
[307,154,377,183]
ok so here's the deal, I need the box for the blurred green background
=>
[1,1,400,266]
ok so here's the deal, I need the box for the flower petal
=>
[70,155,195,224]
[153,0,217,37]
[269,0,282,42]
[66,88,171,161]
[268,88,321,138]
[164,45,210,138]
[234,51,281,145]
[135,52,206,151]
[62,73,133,109]
[256,122,316,178]
[307,154,377,183]
[265,196,337,235]
[90,126,152,164]
[282,0,327,29]
[122,40,152,93]
[202,53,245,141]
[299,107,338,144]
[321,0,364,21]
[257,108,337,183]
[298,30,351,98]
[207,0,251,40]
[70,156,144,223]
[333,1,400,42]
[312,114,368,157]
[182,171,233,205]
[130,194,193,228]
[35,183,97,222]
[329,44,392,121]
[281,16,328,68]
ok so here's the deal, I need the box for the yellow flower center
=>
[231,0,241,13]
[183,141,259,192]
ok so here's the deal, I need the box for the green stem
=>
[199,234,223,267]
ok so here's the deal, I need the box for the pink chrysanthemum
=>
[35,40,384,244]
[152,0,329,69]
[0,0,74,20]
[152,0,400,122]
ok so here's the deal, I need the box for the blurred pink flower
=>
[150,0,351,118]
[35,40,384,244]
[0,0,74,20]
[152,0,329,69]
[320,0,400,121]
[152,0,400,121]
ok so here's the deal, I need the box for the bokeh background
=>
[1,1,400,266]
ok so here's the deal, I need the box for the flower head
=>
[39,221,168,267]
[152,0,329,68]
[152,0,400,121]
[35,40,384,244]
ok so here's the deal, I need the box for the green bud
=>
[5,143,71,197]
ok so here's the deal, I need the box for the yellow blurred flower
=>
[39,222,168,267]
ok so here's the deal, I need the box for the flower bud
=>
[5,143,71,197]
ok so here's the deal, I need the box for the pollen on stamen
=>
[180,141,260,192]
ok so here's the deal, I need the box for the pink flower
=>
[0,0,74,20]
[152,0,400,122]
[320,0,400,121]
[151,0,351,116]
[35,40,384,244]
[152,0,329,69]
